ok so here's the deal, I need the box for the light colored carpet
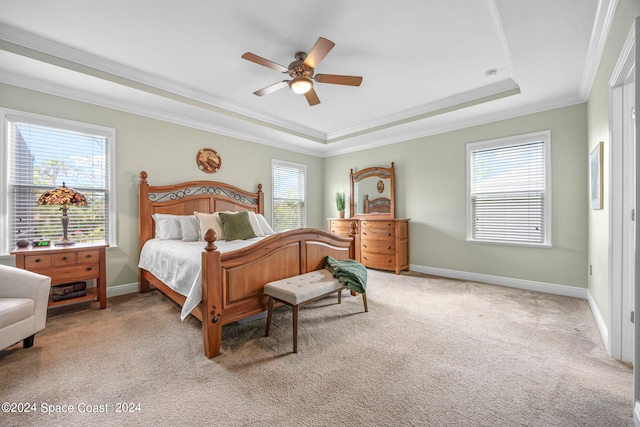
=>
[0,270,633,426]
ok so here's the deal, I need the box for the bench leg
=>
[362,294,368,312]
[293,304,299,353]
[265,296,274,337]
[338,289,342,304]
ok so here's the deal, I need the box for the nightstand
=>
[11,243,108,309]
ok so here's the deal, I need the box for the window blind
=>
[272,160,306,231]
[469,140,547,244]
[6,115,111,249]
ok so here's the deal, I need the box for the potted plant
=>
[335,191,345,218]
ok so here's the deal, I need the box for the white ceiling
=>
[0,0,613,157]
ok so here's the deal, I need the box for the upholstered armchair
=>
[0,264,51,350]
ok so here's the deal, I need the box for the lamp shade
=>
[38,182,87,207]
[38,182,87,246]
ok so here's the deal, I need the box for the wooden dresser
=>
[328,218,409,274]
[11,243,108,309]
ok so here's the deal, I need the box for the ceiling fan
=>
[241,37,363,106]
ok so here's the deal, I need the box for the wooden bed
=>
[138,171,354,358]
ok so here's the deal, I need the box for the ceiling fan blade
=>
[304,87,321,106]
[315,74,363,86]
[242,52,288,73]
[303,37,335,70]
[253,81,289,96]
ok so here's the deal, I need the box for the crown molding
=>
[326,79,520,143]
[579,0,619,99]
[0,22,590,159]
[0,24,327,142]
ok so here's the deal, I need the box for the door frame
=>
[609,19,636,361]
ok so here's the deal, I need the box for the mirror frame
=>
[350,162,395,218]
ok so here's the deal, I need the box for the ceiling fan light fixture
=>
[290,77,312,94]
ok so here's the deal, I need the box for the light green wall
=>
[325,103,588,288]
[0,83,324,287]
[587,0,640,328]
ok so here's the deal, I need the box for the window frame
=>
[0,108,117,255]
[466,130,552,247]
[271,159,307,232]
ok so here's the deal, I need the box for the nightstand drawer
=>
[47,264,100,285]
[77,250,100,264]
[53,253,77,265]
[25,254,52,269]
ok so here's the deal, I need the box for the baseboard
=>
[587,289,609,353]
[409,264,588,299]
[635,401,640,427]
[106,282,138,298]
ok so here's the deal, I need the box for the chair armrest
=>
[0,265,51,300]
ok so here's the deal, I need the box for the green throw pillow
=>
[218,211,257,241]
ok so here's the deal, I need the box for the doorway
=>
[609,22,636,363]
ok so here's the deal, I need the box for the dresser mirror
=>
[350,162,395,218]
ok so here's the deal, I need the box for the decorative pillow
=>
[256,214,275,235]
[179,216,200,242]
[194,212,225,241]
[152,214,182,240]
[218,211,257,241]
[247,211,265,237]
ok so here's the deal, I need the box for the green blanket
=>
[325,256,367,294]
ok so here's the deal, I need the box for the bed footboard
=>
[200,228,353,358]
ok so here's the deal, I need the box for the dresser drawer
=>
[329,221,352,236]
[25,254,52,269]
[361,252,395,270]
[361,223,395,239]
[361,240,395,254]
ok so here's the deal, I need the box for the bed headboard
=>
[363,195,391,214]
[138,171,264,248]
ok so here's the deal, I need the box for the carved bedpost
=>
[257,183,264,215]
[202,228,222,358]
[349,221,361,261]
[138,171,151,293]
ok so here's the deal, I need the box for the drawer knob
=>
[363,256,367,260]
[62,256,67,261]
[387,233,392,236]
[35,258,41,263]
[86,255,92,259]
[363,232,367,236]
[86,267,92,271]
[387,259,391,263]
[388,246,392,250]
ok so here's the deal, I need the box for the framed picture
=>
[590,142,603,210]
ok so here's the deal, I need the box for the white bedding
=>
[138,237,265,320]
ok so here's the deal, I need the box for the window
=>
[1,110,116,254]
[466,130,551,246]
[272,159,306,231]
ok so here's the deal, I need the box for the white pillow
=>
[179,216,200,242]
[194,212,225,241]
[256,214,275,235]
[152,214,181,240]
[247,211,265,237]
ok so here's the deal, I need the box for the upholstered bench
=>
[264,269,368,353]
